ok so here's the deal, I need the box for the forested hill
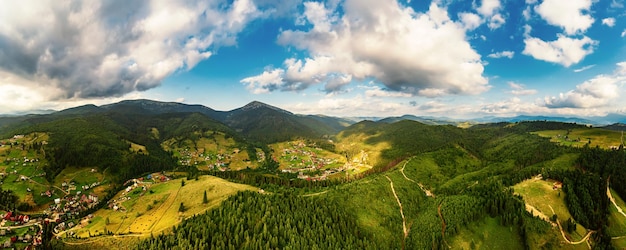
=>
[10,111,236,182]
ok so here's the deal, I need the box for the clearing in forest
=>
[533,128,623,149]
[514,178,589,242]
[607,188,626,248]
[64,175,257,238]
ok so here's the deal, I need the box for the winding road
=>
[385,176,408,239]
[399,158,434,197]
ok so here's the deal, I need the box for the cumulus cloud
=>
[508,82,537,95]
[364,86,412,98]
[488,51,514,59]
[544,62,626,108]
[243,0,489,97]
[241,68,285,94]
[0,0,263,102]
[535,0,594,35]
[488,13,506,29]
[288,95,412,117]
[522,34,597,67]
[602,17,616,27]
[479,97,547,115]
[477,0,501,17]
[476,0,506,30]
[459,12,483,30]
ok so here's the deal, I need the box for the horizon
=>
[0,0,625,118]
[3,98,625,124]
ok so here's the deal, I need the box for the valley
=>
[0,100,624,249]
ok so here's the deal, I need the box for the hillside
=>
[1,101,626,249]
[222,101,340,143]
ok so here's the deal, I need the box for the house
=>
[0,229,5,236]
[3,240,10,248]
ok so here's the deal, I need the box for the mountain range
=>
[2,99,626,139]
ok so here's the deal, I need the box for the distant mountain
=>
[378,115,458,125]
[101,99,227,120]
[304,115,355,133]
[53,104,103,116]
[602,123,626,132]
[223,101,340,143]
[472,115,598,125]
[590,113,626,125]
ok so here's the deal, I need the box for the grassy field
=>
[533,128,623,149]
[449,217,524,250]
[0,133,55,207]
[65,175,257,238]
[127,141,147,154]
[335,130,390,169]
[607,188,626,249]
[513,178,588,242]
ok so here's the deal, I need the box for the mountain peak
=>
[239,101,292,114]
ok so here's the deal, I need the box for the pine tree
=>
[203,190,208,204]
[179,202,186,212]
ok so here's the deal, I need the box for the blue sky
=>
[0,0,625,118]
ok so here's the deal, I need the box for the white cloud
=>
[573,64,595,73]
[479,97,548,115]
[602,17,616,27]
[544,62,626,108]
[508,82,537,95]
[522,34,597,67]
[488,51,515,59]
[241,68,285,94]
[522,6,532,21]
[473,0,505,30]
[0,0,264,109]
[535,0,594,35]
[488,13,506,29]
[477,0,501,17]
[364,86,412,98]
[523,24,532,37]
[288,95,413,117]
[459,12,483,30]
[243,0,489,96]
[617,62,626,75]
[622,29,626,37]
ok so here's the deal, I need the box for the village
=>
[0,134,112,249]
[56,172,173,237]
[0,211,43,249]
[275,140,348,181]
[176,145,265,171]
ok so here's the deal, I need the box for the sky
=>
[0,0,625,118]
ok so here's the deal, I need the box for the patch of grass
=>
[608,189,626,238]
[533,128,623,149]
[449,217,525,250]
[514,178,588,241]
[127,141,147,154]
[69,175,256,239]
